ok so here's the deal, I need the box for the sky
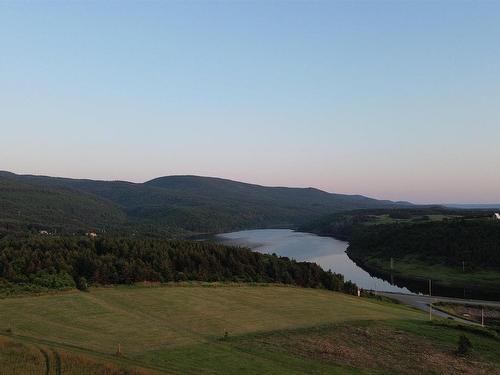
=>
[1,1,499,204]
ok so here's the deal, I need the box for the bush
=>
[31,272,75,289]
[77,276,89,291]
[457,334,473,356]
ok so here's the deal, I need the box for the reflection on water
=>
[217,229,413,294]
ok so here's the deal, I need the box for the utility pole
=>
[429,303,432,321]
[390,257,394,270]
[428,279,432,297]
[481,307,484,327]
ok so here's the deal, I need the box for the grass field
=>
[0,284,498,374]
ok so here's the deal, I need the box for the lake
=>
[216,229,413,294]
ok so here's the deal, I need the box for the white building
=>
[495,213,500,220]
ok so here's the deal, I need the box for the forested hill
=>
[0,171,411,235]
[0,174,126,231]
[299,207,465,240]
[348,219,500,269]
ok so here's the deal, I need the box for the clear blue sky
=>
[1,1,499,204]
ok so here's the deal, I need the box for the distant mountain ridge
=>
[445,203,500,209]
[0,171,413,235]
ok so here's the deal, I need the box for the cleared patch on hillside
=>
[228,321,500,375]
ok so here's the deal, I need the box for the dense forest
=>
[298,207,483,239]
[347,220,500,269]
[0,233,357,295]
[0,171,410,235]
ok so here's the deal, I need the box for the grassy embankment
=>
[434,302,500,332]
[0,284,499,374]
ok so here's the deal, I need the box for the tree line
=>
[347,219,500,269]
[0,233,357,295]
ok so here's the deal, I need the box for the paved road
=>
[378,291,500,325]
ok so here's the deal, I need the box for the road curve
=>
[378,291,500,325]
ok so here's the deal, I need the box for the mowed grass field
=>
[0,284,498,374]
[0,284,423,353]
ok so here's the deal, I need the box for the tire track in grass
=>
[38,347,50,375]
[51,349,61,375]
[4,333,186,375]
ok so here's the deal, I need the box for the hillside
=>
[299,207,464,240]
[0,174,126,233]
[0,285,498,374]
[345,218,500,297]
[348,219,500,270]
[0,171,411,234]
[299,209,500,297]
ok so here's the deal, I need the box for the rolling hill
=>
[1,285,499,374]
[0,171,412,234]
[0,173,126,232]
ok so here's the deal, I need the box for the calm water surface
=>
[216,229,413,294]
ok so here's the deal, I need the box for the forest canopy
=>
[0,234,357,295]
[347,220,500,269]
